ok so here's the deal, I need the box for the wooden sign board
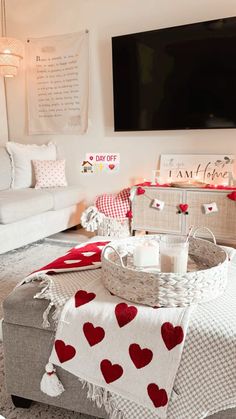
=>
[160,154,234,185]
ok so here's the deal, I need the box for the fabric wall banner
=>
[26,31,89,135]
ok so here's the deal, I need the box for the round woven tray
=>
[101,235,228,307]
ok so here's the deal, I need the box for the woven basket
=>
[97,216,130,238]
[101,235,228,307]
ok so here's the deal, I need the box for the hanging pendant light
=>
[0,0,23,77]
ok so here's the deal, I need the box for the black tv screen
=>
[112,17,236,131]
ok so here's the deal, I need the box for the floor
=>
[49,226,95,243]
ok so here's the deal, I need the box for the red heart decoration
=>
[227,191,236,201]
[147,383,168,408]
[109,164,115,170]
[75,290,96,308]
[156,203,160,207]
[179,204,188,213]
[55,340,76,363]
[136,187,145,195]
[95,188,130,218]
[100,359,123,384]
[126,210,133,219]
[83,322,105,346]
[115,302,138,328]
[208,207,213,211]
[129,343,153,369]
[161,322,184,350]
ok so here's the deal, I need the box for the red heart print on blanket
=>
[161,322,184,350]
[129,343,153,369]
[147,383,168,408]
[115,302,138,328]
[100,359,123,384]
[55,340,76,363]
[179,204,188,213]
[208,207,213,211]
[75,290,96,308]
[83,322,105,346]
[136,186,145,195]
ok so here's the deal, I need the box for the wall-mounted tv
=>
[112,17,236,131]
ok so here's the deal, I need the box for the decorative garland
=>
[131,186,236,216]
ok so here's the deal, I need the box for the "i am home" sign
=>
[160,154,234,185]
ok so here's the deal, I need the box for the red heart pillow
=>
[95,188,130,218]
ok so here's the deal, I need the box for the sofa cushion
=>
[0,147,11,191]
[6,141,57,189]
[0,189,54,224]
[46,186,85,210]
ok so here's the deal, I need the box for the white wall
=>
[0,78,8,144]
[4,0,236,201]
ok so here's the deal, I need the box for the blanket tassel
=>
[40,363,64,397]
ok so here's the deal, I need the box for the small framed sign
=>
[160,154,234,185]
[80,153,120,174]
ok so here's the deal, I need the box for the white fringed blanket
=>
[21,242,192,418]
[22,240,193,418]
[47,277,192,418]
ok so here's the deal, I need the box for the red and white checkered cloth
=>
[95,188,131,218]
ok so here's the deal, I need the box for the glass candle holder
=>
[151,170,161,185]
[160,235,189,274]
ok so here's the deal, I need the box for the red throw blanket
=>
[30,241,110,277]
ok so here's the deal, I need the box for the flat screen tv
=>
[112,17,236,131]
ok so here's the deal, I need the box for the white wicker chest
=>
[131,186,236,245]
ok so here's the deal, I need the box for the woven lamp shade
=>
[0,36,24,77]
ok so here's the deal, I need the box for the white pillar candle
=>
[133,243,159,267]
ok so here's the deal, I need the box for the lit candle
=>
[133,243,159,268]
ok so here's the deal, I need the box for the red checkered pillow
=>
[95,188,130,218]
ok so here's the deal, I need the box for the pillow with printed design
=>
[32,159,67,189]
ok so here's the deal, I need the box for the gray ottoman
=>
[2,282,235,418]
[2,282,107,417]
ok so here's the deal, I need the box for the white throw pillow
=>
[6,142,57,189]
[33,159,67,189]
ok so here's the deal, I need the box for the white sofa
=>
[0,146,85,254]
